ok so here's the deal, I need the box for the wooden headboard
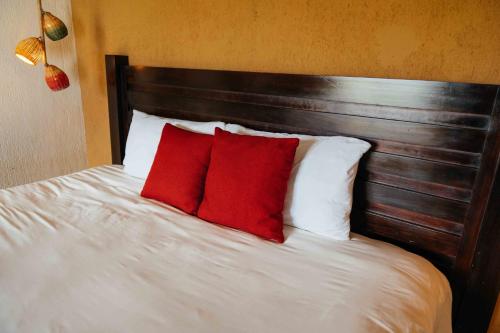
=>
[105,54,499,332]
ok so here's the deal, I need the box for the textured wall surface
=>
[0,0,86,188]
[71,0,500,166]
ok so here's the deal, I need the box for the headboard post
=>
[456,89,499,274]
[455,91,500,332]
[105,55,130,164]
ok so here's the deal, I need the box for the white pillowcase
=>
[123,110,225,179]
[225,124,371,240]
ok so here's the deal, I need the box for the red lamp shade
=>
[44,64,69,91]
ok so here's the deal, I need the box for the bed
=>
[0,165,451,332]
[0,55,498,332]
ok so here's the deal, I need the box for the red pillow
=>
[197,128,299,243]
[141,124,213,214]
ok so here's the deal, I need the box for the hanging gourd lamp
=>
[43,12,68,41]
[14,0,70,92]
[45,64,70,91]
[15,37,44,65]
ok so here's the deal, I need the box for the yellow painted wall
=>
[71,0,500,166]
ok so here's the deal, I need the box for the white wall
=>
[0,0,86,188]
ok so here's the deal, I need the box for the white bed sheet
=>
[0,166,451,333]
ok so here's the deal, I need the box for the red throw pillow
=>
[141,124,214,214]
[197,128,299,243]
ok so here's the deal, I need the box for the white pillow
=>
[123,110,225,179]
[225,124,371,240]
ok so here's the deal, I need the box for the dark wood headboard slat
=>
[356,211,461,262]
[362,181,467,234]
[362,152,476,202]
[106,55,500,332]
[128,81,491,130]
[127,66,498,114]
[127,90,487,152]
[372,140,481,167]
[363,172,472,203]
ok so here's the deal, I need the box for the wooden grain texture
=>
[128,89,487,152]
[127,67,498,114]
[360,152,476,202]
[457,94,500,274]
[360,181,467,235]
[128,82,491,129]
[456,164,500,333]
[105,55,129,164]
[106,55,500,333]
[351,210,461,262]
[453,91,500,332]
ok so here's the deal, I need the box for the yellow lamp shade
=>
[15,37,44,65]
[43,12,68,41]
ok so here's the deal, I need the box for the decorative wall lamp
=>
[15,0,70,91]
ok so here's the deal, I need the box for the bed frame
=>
[105,54,499,332]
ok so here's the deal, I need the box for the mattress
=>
[0,166,452,333]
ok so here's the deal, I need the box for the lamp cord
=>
[37,0,47,66]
